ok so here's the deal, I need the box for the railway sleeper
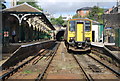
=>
[88,64,101,72]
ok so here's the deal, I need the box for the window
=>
[85,21,91,31]
[69,21,75,31]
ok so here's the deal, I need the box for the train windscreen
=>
[69,21,75,31]
[85,21,91,31]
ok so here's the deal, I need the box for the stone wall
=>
[103,13,120,28]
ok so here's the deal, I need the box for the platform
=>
[104,45,120,59]
[91,42,104,47]
[91,42,120,61]
[0,40,55,67]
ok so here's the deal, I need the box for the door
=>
[76,22,84,42]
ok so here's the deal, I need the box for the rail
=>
[35,43,60,81]
[88,54,120,76]
[1,42,57,81]
[1,50,46,81]
[72,55,94,81]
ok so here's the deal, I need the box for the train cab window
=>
[69,21,75,31]
[85,21,91,31]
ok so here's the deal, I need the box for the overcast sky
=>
[37,0,117,17]
[5,0,117,17]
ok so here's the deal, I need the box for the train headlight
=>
[69,37,75,42]
[70,37,74,40]
[86,37,90,42]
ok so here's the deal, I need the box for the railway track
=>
[91,49,120,76]
[2,42,119,81]
[0,43,59,81]
[35,43,60,81]
[91,46,120,66]
[70,51,119,80]
[35,42,119,81]
[88,54,120,77]
[72,54,94,81]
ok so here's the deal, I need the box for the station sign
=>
[4,31,9,37]
[105,27,112,29]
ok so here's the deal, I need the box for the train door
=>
[76,22,84,42]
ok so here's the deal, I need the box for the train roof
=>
[68,18,92,22]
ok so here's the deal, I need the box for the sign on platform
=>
[4,31,9,37]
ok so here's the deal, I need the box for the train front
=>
[67,19,92,51]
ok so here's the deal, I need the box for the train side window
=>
[85,21,91,31]
[69,21,75,31]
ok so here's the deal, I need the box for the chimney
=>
[11,0,16,7]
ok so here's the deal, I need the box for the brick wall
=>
[77,10,90,17]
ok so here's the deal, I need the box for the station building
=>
[92,21,104,43]
[76,7,92,17]
[1,3,55,46]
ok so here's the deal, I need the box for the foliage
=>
[50,18,57,25]
[62,20,67,27]
[23,70,32,74]
[72,14,81,18]
[17,0,43,11]
[87,6,104,24]
[56,16,64,25]
[50,16,65,26]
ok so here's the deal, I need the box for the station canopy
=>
[2,3,55,30]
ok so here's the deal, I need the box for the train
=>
[64,18,92,51]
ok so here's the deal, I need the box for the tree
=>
[17,0,43,11]
[50,16,65,26]
[62,21,67,27]
[56,16,64,25]
[87,6,104,23]
[50,18,57,25]
[72,14,81,18]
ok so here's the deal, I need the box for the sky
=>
[4,0,117,17]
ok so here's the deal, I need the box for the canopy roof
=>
[3,3,42,12]
[2,3,55,30]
